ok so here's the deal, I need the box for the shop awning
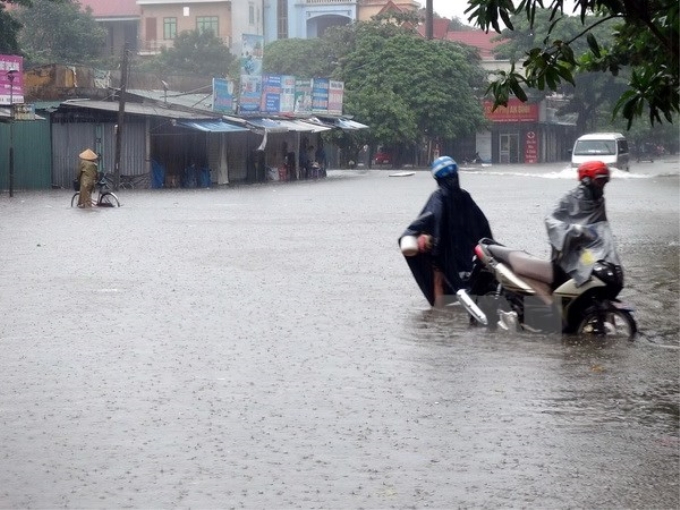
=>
[245,118,288,133]
[334,118,369,130]
[310,116,370,130]
[275,119,330,133]
[176,119,249,133]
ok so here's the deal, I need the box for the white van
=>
[571,132,630,171]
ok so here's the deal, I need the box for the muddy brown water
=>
[1,160,678,509]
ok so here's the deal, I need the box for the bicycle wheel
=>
[577,308,637,341]
[71,192,79,207]
[98,192,120,207]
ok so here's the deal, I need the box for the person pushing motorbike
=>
[545,160,622,287]
[399,156,493,307]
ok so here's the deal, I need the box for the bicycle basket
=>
[72,178,80,191]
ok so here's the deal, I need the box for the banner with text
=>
[0,55,24,105]
[483,98,538,123]
[294,79,313,115]
[311,78,329,114]
[213,78,235,114]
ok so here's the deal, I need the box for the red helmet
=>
[578,161,610,185]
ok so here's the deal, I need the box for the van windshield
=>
[573,140,616,156]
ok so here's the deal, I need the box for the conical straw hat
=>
[79,149,98,161]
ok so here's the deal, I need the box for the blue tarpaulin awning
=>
[176,119,249,133]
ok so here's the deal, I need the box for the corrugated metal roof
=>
[60,100,215,120]
[245,118,288,133]
[127,89,214,112]
[176,119,249,133]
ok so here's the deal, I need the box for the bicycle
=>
[71,176,120,207]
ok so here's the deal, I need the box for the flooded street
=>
[1,160,678,509]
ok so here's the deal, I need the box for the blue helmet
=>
[431,156,458,179]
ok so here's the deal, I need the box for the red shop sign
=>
[484,98,539,122]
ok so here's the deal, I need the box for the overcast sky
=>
[428,0,578,26]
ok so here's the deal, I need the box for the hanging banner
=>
[524,130,539,163]
[213,78,235,114]
[294,78,312,115]
[260,75,282,114]
[240,34,263,76]
[0,55,24,105]
[328,80,344,116]
[280,75,296,114]
[311,78,329,114]
[239,75,262,113]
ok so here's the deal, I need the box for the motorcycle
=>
[456,238,638,340]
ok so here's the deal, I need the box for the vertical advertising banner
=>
[311,78,329,114]
[294,79,312,115]
[0,55,24,105]
[239,34,264,113]
[240,34,263,76]
[260,75,282,114]
[212,78,235,114]
[524,130,539,163]
[280,75,296,114]
[328,80,344,116]
[239,75,262,113]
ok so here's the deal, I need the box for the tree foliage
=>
[138,29,235,78]
[262,38,337,79]
[466,0,679,128]
[14,0,107,66]
[494,8,628,132]
[339,30,487,150]
[1,0,54,54]
[264,21,488,160]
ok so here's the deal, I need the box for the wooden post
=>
[114,44,129,191]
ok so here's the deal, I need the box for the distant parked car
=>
[374,151,392,165]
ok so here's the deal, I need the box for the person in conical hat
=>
[79,149,98,161]
[76,149,99,207]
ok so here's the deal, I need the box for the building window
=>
[249,3,255,25]
[163,17,177,40]
[277,0,288,39]
[197,16,219,36]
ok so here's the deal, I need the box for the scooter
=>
[456,238,637,340]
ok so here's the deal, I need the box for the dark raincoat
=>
[545,183,621,286]
[399,175,493,306]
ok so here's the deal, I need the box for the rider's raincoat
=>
[400,175,492,306]
[545,183,621,286]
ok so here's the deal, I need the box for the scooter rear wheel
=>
[577,308,637,341]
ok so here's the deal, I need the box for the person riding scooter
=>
[399,156,493,307]
[545,160,622,287]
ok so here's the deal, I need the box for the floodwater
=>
[0,159,678,509]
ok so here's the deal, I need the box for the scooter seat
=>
[487,244,554,285]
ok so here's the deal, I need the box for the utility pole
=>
[114,43,129,192]
[426,0,433,40]
[7,69,17,198]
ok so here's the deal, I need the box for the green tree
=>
[263,38,336,78]
[139,29,234,78]
[1,0,59,54]
[494,8,628,133]
[466,0,679,128]
[14,0,106,66]
[338,26,487,164]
